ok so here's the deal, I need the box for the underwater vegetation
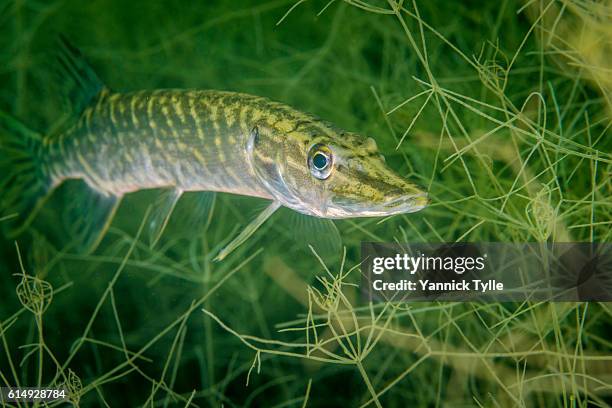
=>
[0,0,611,406]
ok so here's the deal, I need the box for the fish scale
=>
[1,37,427,256]
[46,90,278,198]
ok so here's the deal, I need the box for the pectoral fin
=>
[214,201,281,262]
[287,212,342,261]
[148,188,182,248]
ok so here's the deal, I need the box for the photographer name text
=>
[372,279,503,292]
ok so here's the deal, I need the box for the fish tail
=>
[0,111,50,235]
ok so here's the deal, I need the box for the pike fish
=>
[0,38,427,259]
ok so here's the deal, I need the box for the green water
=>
[1,0,610,406]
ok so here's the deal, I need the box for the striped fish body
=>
[1,38,426,255]
[45,89,287,199]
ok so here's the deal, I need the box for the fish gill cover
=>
[0,0,611,407]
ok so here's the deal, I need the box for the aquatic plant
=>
[0,0,610,406]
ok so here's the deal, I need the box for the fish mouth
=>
[329,193,428,218]
[379,193,428,215]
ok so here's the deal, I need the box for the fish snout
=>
[381,192,428,214]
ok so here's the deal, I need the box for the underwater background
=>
[1,0,611,406]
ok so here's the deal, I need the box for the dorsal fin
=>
[56,35,106,116]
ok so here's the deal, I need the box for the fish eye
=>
[312,152,328,170]
[308,143,333,180]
